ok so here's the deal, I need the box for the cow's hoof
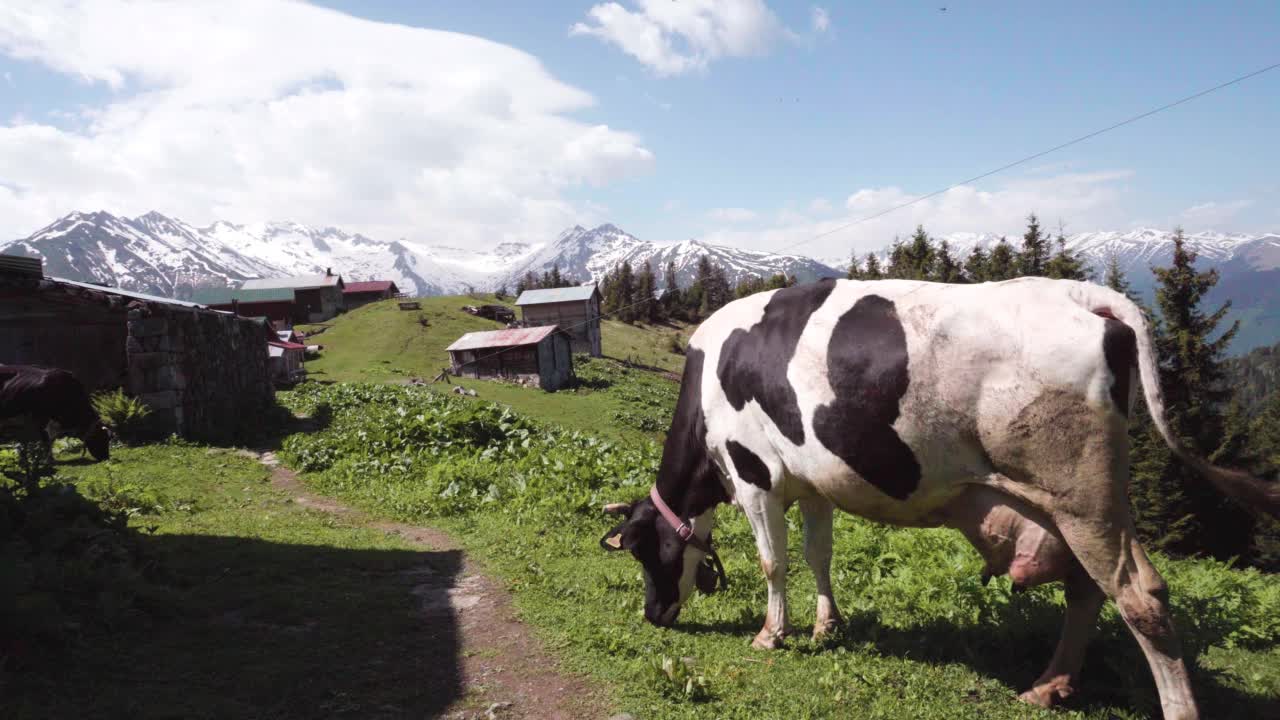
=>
[751,630,786,650]
[812,618,842,641]
[1018,679,1073,708]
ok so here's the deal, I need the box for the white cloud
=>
[808,196,833,214]
[699,170,1137,256]
[2,71,11,87]
[811,7,830,33]
[0,0,654,247]
[570,0,789,76]
[708,206,757,222]
[1179,199,1253,227]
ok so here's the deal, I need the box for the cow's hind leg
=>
[799,496,842,640]
[740,487,791,649]
[1019,567,1105,707]
[1053,514,1199,720]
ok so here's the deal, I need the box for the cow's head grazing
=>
[81,422,111,461]
[599,500,722,627]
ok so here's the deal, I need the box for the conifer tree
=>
[1018,214,1051,277]
[986,237,1018,280]
[934,239,964,283]
[1045,230,1090,280]
[637,261,658,322]
[846,252,862,280]
[901,225,936,280]
[863,254,884,280]
[1129,228,1252,559]
[1104,253,1139,302]
[963,246,989,283]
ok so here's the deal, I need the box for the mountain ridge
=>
[6,210,1280,352]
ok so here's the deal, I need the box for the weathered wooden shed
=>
[0,255,276,443]
[445,325,573,391]
[343,280,400,310]
[514,285,602,357]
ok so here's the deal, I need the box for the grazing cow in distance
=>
[0,365,112,462]
[599,277,1280,720]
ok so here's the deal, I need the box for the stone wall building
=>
[1,259,276,443]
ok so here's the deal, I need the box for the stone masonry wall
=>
[126,301,275,443]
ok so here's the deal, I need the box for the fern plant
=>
[92,389,152,444]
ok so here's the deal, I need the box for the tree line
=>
[846,214,1091,283]
[598,255,797,324]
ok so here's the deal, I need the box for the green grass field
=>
[274,383,1280,720]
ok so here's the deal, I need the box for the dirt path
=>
[257,452,612,720]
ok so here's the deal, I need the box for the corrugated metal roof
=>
[189,287,296,305]
[513,285,599,306]
[52,277,210,309]
[241,274,342,291]
[445,325,560,352]
[344,280,397,294]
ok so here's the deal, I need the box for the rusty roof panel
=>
[445,325,560,352]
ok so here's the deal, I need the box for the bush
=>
[91,389,152,443]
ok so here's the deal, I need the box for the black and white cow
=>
[599,277,1280,720]
[0,365,112,462]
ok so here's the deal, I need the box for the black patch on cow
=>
[0,364,109,461]
[812,295,921,501]
[717,279,837,445]
[726,440,770,491]
[656,347,728,516]
[1102,318,1136,416]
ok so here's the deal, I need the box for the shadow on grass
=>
[6,534,465,720]
[677,597,1279,719]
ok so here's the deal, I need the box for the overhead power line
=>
[775,59,1280,255]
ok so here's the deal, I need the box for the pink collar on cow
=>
[650,486,711,553]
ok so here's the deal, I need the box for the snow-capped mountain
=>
[0,211,467,298]
[498,224,843,290]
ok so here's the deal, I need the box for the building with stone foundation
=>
[0,258,276,443]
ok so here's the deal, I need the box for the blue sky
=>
[1,1,1277,256]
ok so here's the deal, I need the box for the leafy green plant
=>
[91,389,153,443]
[646,655,711,702]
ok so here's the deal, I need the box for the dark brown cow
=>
[0,365,111,462]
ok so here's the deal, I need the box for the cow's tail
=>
[1076,282,1280,519]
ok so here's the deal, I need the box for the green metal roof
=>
[514,285,600,306]
[188,287,296,305]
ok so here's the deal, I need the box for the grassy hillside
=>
[295,294,692,439]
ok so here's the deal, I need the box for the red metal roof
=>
[343,280,398,294]
[445,325,561,352]
[268,340,307,350]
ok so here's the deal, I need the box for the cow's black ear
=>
[599,521,629,552]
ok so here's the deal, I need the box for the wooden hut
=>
[445,325,573,391]
[343,280,400,310]
[513,285,602,357]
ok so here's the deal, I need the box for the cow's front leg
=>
[799,496,842,640]
[742,490,790,649]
